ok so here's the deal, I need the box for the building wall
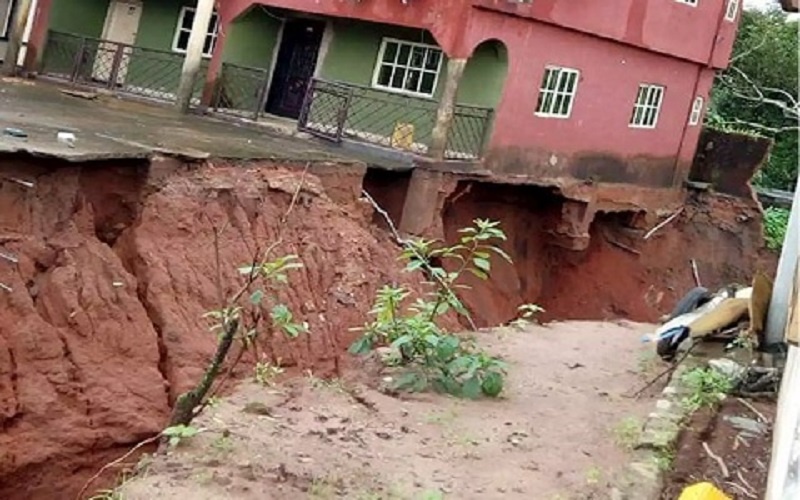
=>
[222,0,467,55]
[222,7,280,69]
[469,0,739,69]
[311,18,505,154]
[466,10,709,187]
[49,0,108,37]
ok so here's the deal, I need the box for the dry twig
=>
[643,208,683,240]
[737,397,769,423]
[702,441,730,479]
[76,434,160,500]
[629,342,698,399]
[691,259,702,287]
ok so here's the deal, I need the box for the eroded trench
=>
[0,155,771,499]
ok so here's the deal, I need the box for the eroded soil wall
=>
[0,157,423,499]
[433,180,776,326]
[0,158,776,499]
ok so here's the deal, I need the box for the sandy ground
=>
[117,320,661,500]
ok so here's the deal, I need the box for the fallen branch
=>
[737,397,769,423]
[643,208,683,240]
[702,441,730,479]
[629,342,697,399]
[76,434,161,500]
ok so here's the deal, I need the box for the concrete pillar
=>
[765,177,800,345]
[398,169,446,236]
[22,0,51,72]
[175,0,216,114]
[1,0,34,76]
[200,20,227,108]
[429,57,467,160]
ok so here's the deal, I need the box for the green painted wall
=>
[125,0,199,98]
[223,8,280,69]
[43,0,108,73]
[214,7,282,112]
[49,0,109,37]
[457,41,508,108]
[315,19,503,156]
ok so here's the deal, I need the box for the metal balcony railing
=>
[298,78,494,161]
[41,31,203,103]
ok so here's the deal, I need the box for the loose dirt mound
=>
[120,321,656,500]
[0,159,422,499]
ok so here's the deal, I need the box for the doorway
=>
[92,0,142,84]
[265,18,325,119]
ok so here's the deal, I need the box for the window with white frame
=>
[725,0,740,21]
[630,84,665,128]
[689,96,704,125]
[372,38,443,98]
[0,0,13,39]
[535,66,580,118]
[172,7,220,58]
[675,0,698,6]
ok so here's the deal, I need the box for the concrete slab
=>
[0,78,409,168]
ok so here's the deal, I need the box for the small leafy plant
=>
[510,303,545,329]
[162,424,201,448]
[350,219,511,399]
[254,360,285,386]
[167,252,309,430]
[681,367,734,413]
[612,416,642,450]
[764,206,789,251]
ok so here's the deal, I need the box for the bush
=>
[764,206,790,251]
[350,219,513,399]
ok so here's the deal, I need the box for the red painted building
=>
[27,0,743,196]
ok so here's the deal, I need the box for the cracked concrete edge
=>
[610,357,705,500]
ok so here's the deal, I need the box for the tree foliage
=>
[709,9,799,190]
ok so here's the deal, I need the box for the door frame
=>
[261,14,333,117]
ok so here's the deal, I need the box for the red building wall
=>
[470,0,738,68]
[463,4,731,188]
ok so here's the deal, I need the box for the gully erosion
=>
[0,136,774,499]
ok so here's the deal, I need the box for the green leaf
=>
[461,376,482,399]
[481,371,504,397]
[249,289,264,305]
[391,335,412,349]
[436,336,460,361]
[490,246,513,263]
[468,268,488,280]
[393,371,426,392]
[473,256,491,272]
[349,336,373,355]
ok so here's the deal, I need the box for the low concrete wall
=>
[690,128,773,199]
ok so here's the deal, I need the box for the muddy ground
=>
[660,398,775,499]
[116,321,658,500]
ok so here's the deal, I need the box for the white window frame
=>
[534,66,580,119]
[725,0,740,21]
[172,6,220,59]
[675,0,698,6]
[630,84,665,129]
[371,37,443,99]
[689,96,704,126]
[0,0,13,39]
